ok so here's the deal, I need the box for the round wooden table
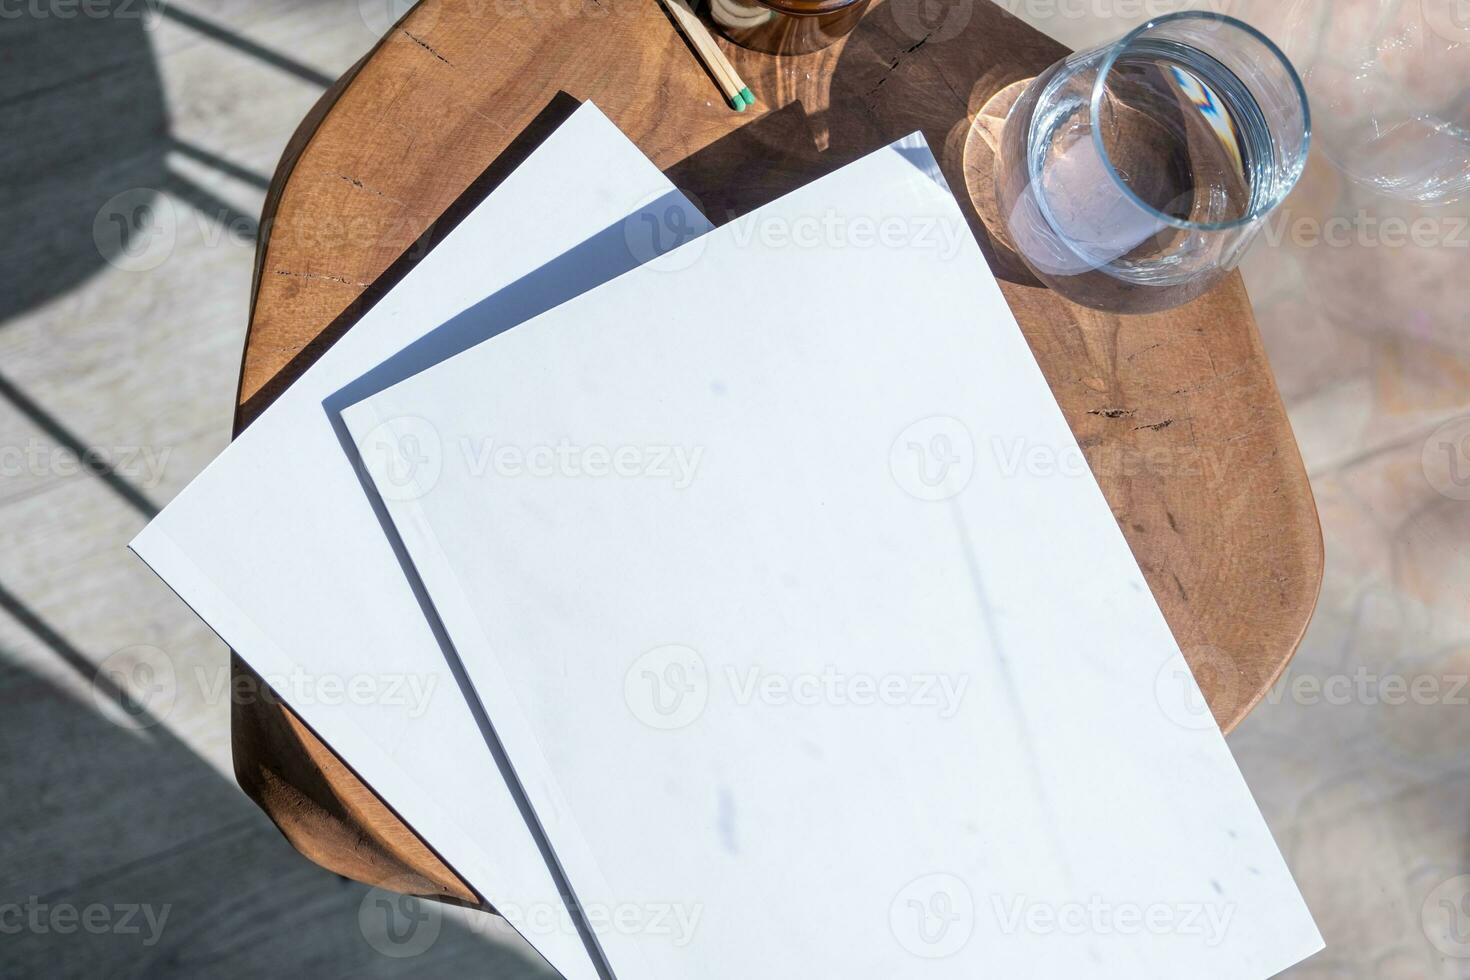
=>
[231,0,1323,906]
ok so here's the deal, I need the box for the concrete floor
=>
[1,1,1467,977]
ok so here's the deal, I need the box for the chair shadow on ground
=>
[0,5,555,976]
[0,4,279,327]
[0,643,557,978]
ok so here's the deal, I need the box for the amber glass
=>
[708,0,870,55]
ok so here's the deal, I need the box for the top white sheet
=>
[344,133,1323,979]
[131,102,711,980]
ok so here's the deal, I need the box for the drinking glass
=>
[993,12,1311,314]
[1280,0,1470,205]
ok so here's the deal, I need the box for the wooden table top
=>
[232,0,1322,906]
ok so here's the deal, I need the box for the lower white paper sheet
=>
[131,102,711,979]
[345,134,1324,979]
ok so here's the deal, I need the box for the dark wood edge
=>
[230,655,482,905]
[227,5,482,908]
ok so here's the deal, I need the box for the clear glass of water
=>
[994,12,1311,314]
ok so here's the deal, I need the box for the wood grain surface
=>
[232,0,1323,906]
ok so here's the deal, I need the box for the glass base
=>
[706,0,870,55]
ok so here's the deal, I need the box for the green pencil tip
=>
[739,87,755,108]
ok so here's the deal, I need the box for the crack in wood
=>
[272,269,367,287]
[401,30,453,66]
[323,172,417,211]
[864,29,936,102]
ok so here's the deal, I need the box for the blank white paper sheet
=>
[131,102,710,980]
[343,135,1324,978]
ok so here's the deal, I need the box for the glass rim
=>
[1088,11,1313,233]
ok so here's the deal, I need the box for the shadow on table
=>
[661,0,1062,286]
[236,92,589,429]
